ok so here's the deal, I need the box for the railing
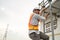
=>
[39,0,60,11]
[38,0,49,8]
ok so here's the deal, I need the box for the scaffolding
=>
[38,0,59,40]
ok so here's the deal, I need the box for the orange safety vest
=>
[28,14,38,30]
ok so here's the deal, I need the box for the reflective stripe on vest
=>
[29,24,38,30]
[28,14,38,30]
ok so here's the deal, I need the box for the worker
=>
[28,7,49,40]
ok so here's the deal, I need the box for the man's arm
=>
[37,14,46,21]
[40,6,49,20]
[45,13,49,20]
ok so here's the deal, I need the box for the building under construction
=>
[0,0,60,40]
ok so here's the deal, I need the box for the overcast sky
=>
[0,0,43,40]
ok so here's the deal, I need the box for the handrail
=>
[39,0,48,7]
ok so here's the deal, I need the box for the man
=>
[28,7,49,40]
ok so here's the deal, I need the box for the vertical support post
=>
[43,0,44,6]
[42,0,45,34]
[43,21,45,34]
[49,1,55,40]
[3,24,9,40]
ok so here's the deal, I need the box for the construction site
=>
[0,0,60,40]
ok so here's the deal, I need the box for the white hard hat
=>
[34,7,40,10]
[33,7,40,12]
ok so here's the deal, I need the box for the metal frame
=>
[49,1,55,40]
[38,0,56,40]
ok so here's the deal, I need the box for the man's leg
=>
[29,32,40,40]
[40,32,49,40]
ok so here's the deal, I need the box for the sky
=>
[0,0,43,40]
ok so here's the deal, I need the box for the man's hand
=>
[40,7,47,14]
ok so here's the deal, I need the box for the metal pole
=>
[49,2,55,40]
[3,24,9,40]
[42,0,45,34]
[43,21,45,34]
